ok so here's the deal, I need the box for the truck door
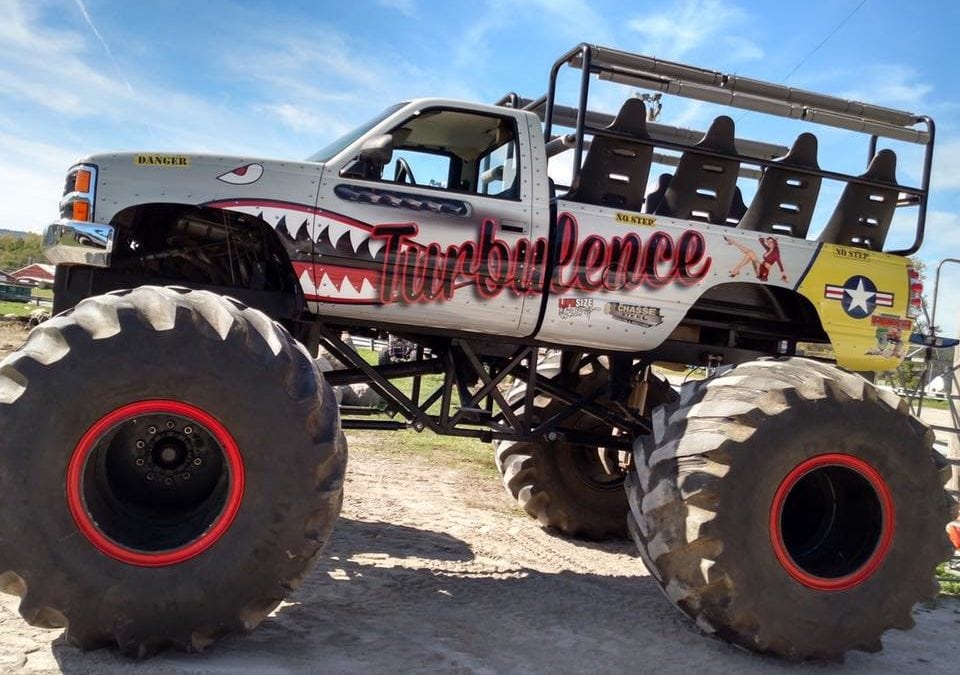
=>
[309,104,536,338]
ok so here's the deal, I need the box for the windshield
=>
[306,103,405,162]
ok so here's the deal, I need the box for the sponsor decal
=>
[615,212,656,227]
[134,154,191,167]
[870,314,912,330]
[724,234,788,283]
[217,163,263,185]
[558,297,599,320]
[865,325,905,358]
[604,302,663,327]
[824,275,893,319]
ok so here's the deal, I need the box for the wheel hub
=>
[66,400,245,567]
[107,413,224,505]
[770,453,894,591]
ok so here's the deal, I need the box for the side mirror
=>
[359,134,393,165]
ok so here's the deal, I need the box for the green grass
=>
[0,285,51,317]
[912,398,952,411]
[937,562,960,597]
[0,300,33,316]
[350,429,495,477]
[342,347,497,477]
[353,347,466,415]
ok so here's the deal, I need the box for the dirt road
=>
[1,321,958,673]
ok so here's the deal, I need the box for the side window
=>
[350,108,522,200]
[478,139,519,198]
[387,149,452,188]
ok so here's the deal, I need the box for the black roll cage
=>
[499,42,934,257]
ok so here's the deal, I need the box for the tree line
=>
[0,233,43,272]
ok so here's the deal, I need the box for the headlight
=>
[59,164,97,222]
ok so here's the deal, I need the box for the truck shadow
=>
[48,516,951,673]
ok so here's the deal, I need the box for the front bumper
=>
[43,219,115,267]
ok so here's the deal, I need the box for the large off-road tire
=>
[0,286,347,657]
[627,358,955,660]
[494,355,628,540]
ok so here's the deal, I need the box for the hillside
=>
[0,231,43,272]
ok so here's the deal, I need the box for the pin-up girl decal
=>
[724,235,788,283]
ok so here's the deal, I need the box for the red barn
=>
[10,263,55,286]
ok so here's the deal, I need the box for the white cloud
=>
[0,2,342,158]
[0,2,131,117]
[627,0,762,62]
[0,132,82,232]
[932,139,960,191]
[917,210,960,337]
[725,35,764,62]
[377,0,415,15]
[839,64,933,112]
[220,23,480,140]
[450,0,613,70]
[522,0,614,44]
[257,104,352,137]
[923,210,960,253]
[452,4,510,69]
[73,0,133,94]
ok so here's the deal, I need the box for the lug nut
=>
[147,426,157,435]
[182,472,191,480]
[135,440,145,449]
[146,472,154,481]
[164,477,173,485]
[165,420,175,429]
[184,426,193,435]
[135,458,145,467]
[193,457,202,466]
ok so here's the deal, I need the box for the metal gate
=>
[904,258,960,575]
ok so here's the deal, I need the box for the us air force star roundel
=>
[823,275,894,319]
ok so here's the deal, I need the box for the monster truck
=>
[1,43,953,659]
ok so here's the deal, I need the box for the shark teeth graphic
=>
[297,268,316,295]
[364,237,387,258]
[316,272,339,297]
[359,277,377,298]
[310,269,379,302]
[212,200,383,303]
[293,261,380,303]
[317,214,368,252]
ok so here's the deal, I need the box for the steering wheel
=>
[393,157,416,185]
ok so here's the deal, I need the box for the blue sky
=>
[2,0,959,336]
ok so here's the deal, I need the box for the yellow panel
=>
[797,244,913,372]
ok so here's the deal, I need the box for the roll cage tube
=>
[540,43,935,256]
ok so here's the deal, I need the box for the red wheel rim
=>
[769,453,894,591]
[66,400,245,567]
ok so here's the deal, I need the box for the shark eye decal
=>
[217,163,264,185]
